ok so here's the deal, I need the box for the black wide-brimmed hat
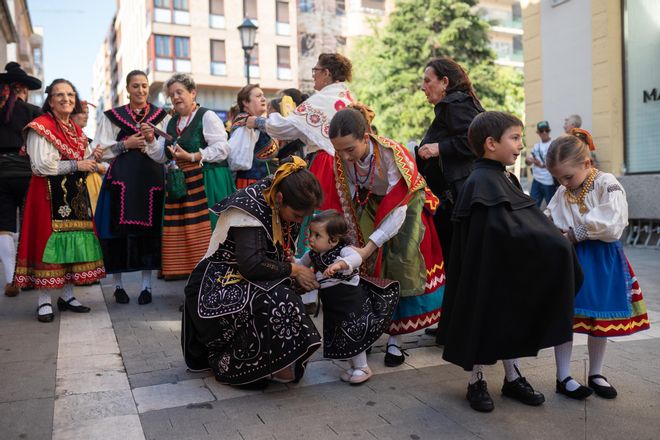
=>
[0,62,42,90]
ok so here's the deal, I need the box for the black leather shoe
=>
[556,376,593,400]
[502,376,545,406]
[57,297,91,313]
[138,289,152,305]
[467,373,494,412]
[114,287,129,304]
[384,344,408,367]
[588,375,617,399]
[37,303,55,323]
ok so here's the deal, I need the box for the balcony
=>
[491,18,523,35]
[209,14,225,29]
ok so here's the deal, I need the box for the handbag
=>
[165,164,187,202]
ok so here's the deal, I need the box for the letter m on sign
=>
[643,88,657,103]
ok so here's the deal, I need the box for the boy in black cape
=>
[438,111,583,412]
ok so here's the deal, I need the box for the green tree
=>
[350,0,524,142]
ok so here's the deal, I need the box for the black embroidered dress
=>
[306,245,399,359]
[182,178,321,385]
[93,105,167,273]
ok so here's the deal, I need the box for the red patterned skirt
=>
[14,176,105,289]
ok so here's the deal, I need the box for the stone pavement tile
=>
[204,376,262,401]
[0,358,57,402]
[53,414,144,440]
[401,346,448,369]
[133,379,215,413]
[294,359,346,386]
[0,397,54,440]
[57,369,131,397]
[0,324,58,363]
[52,389,138,432]
[56,353,125,374]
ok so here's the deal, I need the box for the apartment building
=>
[93,0,298,122]
[479,0,523,68]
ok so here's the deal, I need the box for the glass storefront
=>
[623,0,660,173]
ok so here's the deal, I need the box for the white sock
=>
[554,341,580,391]
[588,336,610,387]
[502,358,521,382]
[387,335,402,356]
[0,234,16,284]
[350,351,369,376]
[113,273,123,289]
[38,291,52,315]
[468,365,484,384]
[61,284,82,306]
[141,270,151,291]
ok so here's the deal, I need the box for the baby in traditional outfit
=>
[297,210,398,384]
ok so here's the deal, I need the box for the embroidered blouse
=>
[26,130,95,176]
[545,171,628,243]
[346,139,407,247]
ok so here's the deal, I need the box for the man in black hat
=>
[0,62,43,296]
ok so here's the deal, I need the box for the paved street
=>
[1,246,659,440]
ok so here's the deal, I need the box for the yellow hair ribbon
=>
[262,156,308,246]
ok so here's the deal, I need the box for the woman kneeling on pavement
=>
[182,157,323,388]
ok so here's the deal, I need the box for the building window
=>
[276,0,290,35]
[210,40,226,76]
[153,0,189,25]
[246,44,259,78]
[277,46,291,80]
[154,35,191,72]
[244,0,257,23]
[299,0,313,13]
[209,0,225,28]
[336,0,345,15]
[361,0,385,11]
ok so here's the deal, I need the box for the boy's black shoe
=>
[502,376,545,406]
[466,373,494,412]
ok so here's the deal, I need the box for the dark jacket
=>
[416,91,484,201]
[0,99,42,153]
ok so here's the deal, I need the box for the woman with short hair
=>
[143,73,236,279]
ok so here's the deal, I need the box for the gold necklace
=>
[565,168,599,214]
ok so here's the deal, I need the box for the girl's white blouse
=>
[545,171,628,242]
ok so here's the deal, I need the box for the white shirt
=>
[545,172,628,242]
[530,139,555,186]
[297,246,363,288]
[146,109,230,165]
[93,113,166,160]
[26,130,95,176]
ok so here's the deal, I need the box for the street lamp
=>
[238,18,258,84]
